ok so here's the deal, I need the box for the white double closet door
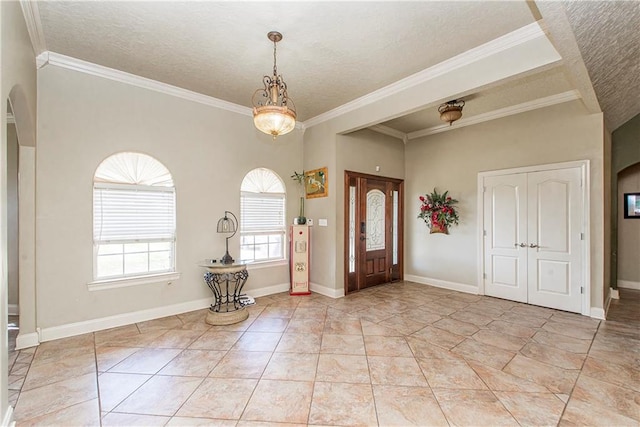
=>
[483,166,584,313]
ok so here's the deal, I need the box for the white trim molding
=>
[590,307,606,320]
[610,287,620,300]
[310,282,344,299]
[39,297,211,342]
[38,282,295,343]
[15,332,39,350]
[303,21,549,128]
[19,0,46,55]
[404,275,478,295]
[246,282,290,298]
[2,405,14,427]
[37,51,254,117]
[88,272,182,291]
[407,91,581,140]
[617,280,640,290]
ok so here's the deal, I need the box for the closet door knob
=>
[529,243,539,248]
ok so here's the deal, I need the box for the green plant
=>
[418,188,459,229]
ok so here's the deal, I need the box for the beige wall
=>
[302,127,405,294]
[405,100,606,310]
[617,163,640,286]
[1,1,37,420]
[7,124,18,308]
[36,65,303,328]
[335,129,405,293]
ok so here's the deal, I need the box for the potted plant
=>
[418,188,459,234]
[291,171,307,224]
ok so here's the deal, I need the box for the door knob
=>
[529,243,539,248]
[515,243,527,248]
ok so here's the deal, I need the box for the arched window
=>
[93,152,176,280]
[240,168,286,263]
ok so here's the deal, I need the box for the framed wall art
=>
[624,192,640,218]
[305,167,328,199]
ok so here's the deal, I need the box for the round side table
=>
[199,260,249,325]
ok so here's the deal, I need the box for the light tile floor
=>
[8,282,640,426]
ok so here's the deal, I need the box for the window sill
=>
[245,260,288,271]
[87,272,181,291]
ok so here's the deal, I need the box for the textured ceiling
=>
[563,1,640,131]
[32,1,639,133]
[37,1,534,122]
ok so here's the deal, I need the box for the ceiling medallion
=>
[438,99,465,126]
[252,31,297,139]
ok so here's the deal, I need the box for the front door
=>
[345,171,403,294]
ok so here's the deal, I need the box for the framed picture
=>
[624,193,640,218]
[305,167,328,199]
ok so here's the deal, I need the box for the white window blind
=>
[240,192,285,233]
[93,183,176,243]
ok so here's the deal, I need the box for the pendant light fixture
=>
[438,99,465,126]
[252,31,296,139]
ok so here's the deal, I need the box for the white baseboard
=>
[404,275,478,295]
[310,282,344,298]
[2,405,14,427]
[590,307,606,320]
[15,332,39,350]
[8,304,18,316]
[246,282,290,298]
[617,280,640,290]
[39,297,212,342]
[610,287,620,300]
[38,282,296,343]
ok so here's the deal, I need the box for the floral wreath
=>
[418,188,459,229]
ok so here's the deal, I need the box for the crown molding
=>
[302,21,547,129]
[19,0,47,55]
[368,124,407,141]
[39,51,254,117]
[406,90,581,140]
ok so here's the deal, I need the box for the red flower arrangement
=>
[418,188,459,233]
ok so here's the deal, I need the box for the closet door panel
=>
[527,167,583,313]
[483,174,528,303]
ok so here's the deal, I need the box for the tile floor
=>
[7,282,640,426]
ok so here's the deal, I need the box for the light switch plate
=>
[318,219,328,227]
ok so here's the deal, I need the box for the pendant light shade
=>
[438,99,465,126]
[252,31,297,139]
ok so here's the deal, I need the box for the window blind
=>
[94,184,176,243]
[241,193,285,233]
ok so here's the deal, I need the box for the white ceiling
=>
[27,1,640,135]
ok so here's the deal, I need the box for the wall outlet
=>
[307,218,313,226]
[318,218,328,227]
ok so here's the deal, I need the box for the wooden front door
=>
[345,171,403,294]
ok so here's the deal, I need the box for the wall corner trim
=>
[19,0,47,55]
[15,332,39,350]
[404,275,478,295]
[610,287,620,300]
[590,307,606,320]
